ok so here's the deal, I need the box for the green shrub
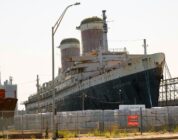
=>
[173,125,178,133]
[58,130,77,138]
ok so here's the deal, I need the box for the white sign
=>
[119,104,145,110]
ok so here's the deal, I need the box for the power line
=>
[17,80,36,85]
[108,39,143,42]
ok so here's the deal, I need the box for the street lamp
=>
[51,2,80,139]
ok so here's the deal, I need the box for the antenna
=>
[9,76,13,85]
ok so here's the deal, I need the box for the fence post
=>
[41,112,42,134]
[167,107,171,132]
[21,110,24,140]
[103,110,104,132]
[140,107,143,135]
[55,113,58,138]
[2,111,4,138]
[99,110,104,132]
[77,112,79,136]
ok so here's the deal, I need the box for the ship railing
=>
[39,77,61,93]
[108,47,127,53]
[56,78,75,92]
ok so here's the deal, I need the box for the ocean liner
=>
[24,11,165,113]
[0,76,17,117]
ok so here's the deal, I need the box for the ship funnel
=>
[78,17,104,55]
[59,38,80,72]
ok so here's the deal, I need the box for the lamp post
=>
[51,2,80,139]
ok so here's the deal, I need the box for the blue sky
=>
[0,0,178,109]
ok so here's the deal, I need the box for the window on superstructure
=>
[128,62,132,66]
[78,68,84,73]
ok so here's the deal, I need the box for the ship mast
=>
[98,10,108,70]
[102,10,108,52]
[36,75,40,94]
[143,39,147,55]
[36,75,41,113]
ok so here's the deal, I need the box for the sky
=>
[0,0,178,110]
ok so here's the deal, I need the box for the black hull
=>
[56,67,163,111]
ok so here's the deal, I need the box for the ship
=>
[24,11,165,113]
[0,76,18,117]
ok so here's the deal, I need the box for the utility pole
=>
[51,3,80,139]
[143,39,152,107]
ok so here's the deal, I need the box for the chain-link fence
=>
[1,106,178,138]
[0,111,15,130]
[12,106,178,134]
[0,111,16,138]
